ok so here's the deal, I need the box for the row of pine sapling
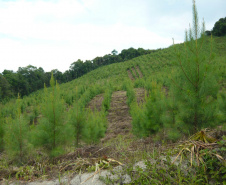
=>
[0,73,112,164]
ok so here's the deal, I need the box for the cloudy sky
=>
[0,0,225,73]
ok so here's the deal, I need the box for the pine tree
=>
[4,94,29,163]
[172,0,218,133]
[131,81,166,137]
[84,110,107,144]
[33,73,71,157]
[69,102,86,148]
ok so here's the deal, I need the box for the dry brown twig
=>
[173,129,225,167]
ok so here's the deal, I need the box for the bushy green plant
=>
[130,101,148,138]
[131,81,166,137]
[171,0,219,132]
[134,78,146,88]
[102,86,113,112]
[161,89,183,142]
[3,95,30,163]
[68,103,86,147]
[84,110,107,144]
[32,74,71,157]
[143,82,166,134]
[122,80,135,106]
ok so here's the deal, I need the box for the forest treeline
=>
[205,17,226,36]
[0,47,157,102]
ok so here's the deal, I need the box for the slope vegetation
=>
[0,36,225,184]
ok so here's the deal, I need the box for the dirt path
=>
[127,66,143,81]
[131,68,138,78]
[135,66,143,78]
[127,69,135,81]
[86,93,104,111]
[102,91,132,142]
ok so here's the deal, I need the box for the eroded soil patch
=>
[86,93,104,111]
[131,68,138,78]
[135,66,143,78]
[103,91,132,142]
[127,69,135,81]
[127,66,144,81]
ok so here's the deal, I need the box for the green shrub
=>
[84,110,107,144]
[171,1,219,132]
[131,81,166,137]
[102,86,113,112]
[3,95,30,163]
[31,74,72,157]
[68,103,86,147]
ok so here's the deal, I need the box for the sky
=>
[0,0,225,73]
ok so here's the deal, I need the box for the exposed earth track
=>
[102,91,132,142]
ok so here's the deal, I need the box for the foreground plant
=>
[32,73,72,157]
[171,0,219,133]
[4,94,30,163]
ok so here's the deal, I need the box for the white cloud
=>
[0,0,225,73]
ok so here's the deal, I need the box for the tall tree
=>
[111,49,118,55]
[212,17,226,36]
[0,74,12,101]
[69,59,84,79]
[171,0,218,133]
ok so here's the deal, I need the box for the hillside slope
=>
[0,36,225,184]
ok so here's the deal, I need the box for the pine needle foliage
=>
[69,102,86,148]
[172,0,219,133]
[123,80,136,106]
[3,94,30,163]
[131,81,166,137]
[102,85,113,112]
[32,73,70,157]
[84,110,107,144]
[162,89,182,142]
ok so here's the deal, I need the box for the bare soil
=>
[127,69,135,81]
[86,93,104,111]
[135,66,143,78]
[103,91,132,142]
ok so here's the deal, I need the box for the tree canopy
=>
[212,17,226,36]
